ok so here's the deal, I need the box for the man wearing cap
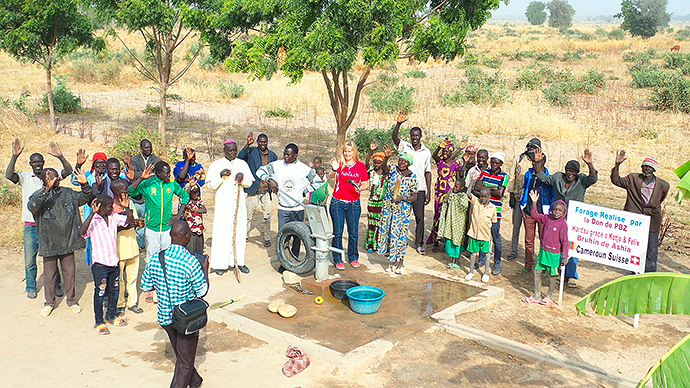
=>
[611,151,669,273]
[511,139,554,275]
[206,140,254,275]
[472,152,509,275]
[533,148,598,286]
[392,112,432,255]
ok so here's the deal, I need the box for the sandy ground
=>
[1,193,688,388]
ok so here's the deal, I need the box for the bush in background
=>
[41,77,81,113]
[404,70,427,78]
[442,67,509,107]
[368,73,416,113]
[264,107,293,118]
[108,126,177,163]
[514,69,543,90]
[0,91,31,116]
[650,75,690,113]
[218,80,245,99]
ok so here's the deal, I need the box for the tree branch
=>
[322,70,340,124]
[345,67,371,128]
[115,31,157,82]
[169,49,200,85]
[342,70,350,125]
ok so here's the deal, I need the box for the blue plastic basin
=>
[346,286,385,314]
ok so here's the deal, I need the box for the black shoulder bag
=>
[159,250,209,335]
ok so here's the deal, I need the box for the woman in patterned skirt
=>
[364,141,393,252]
[426,139,464,251]
[377,153,418,274]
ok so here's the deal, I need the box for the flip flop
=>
[521,296,541,304]
[95,324,110,335]
[145,292,154,303]
[106,317,129,326]
[539,297,554,306]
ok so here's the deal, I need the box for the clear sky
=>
[490,0,690,19]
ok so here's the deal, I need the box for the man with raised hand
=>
[28,168,91,317]
[131,139,163,249]
[392,112,432,255]
[239,132,277,248]
[5,138,71,299]
[611,151,669,273]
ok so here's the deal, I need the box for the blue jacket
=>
[520,167,554,215]
[238,145,278,195]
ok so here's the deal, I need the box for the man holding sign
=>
[611,151,669,273]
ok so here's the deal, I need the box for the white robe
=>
[207,157,254,269]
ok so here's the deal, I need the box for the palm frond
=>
[575,273,690,316]
[637,333,690,388]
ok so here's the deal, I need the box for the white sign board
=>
[568,200,650,273]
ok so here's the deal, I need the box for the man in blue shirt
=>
[141,220,209,388]
[239,132,277,247]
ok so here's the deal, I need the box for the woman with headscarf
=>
[427,138,464,251]
[377,153,418,274]
[364,141,393,252]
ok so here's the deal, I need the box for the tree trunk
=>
[158,83,168,146]
[322,67,371,156]
[46,55,56,133]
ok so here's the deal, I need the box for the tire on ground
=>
[275,221,315,274]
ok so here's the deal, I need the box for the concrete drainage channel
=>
[211,261,638,387]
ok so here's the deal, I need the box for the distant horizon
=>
[490,0,690,21]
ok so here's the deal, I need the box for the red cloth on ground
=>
[282,346,310,377]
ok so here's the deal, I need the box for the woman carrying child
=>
[364,141,393,253]
[427,138,464,251]
[377,153,418,274]
[522,190,569,306]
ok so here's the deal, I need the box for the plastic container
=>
[329,280,360,300]
[346,286,385,314]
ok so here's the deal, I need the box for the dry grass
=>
[0,23,689,254]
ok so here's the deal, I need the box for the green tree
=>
[90,0,216,145]
[210,0,505,153]
[0,0,102,133]
[547,0,576,30]
[576,273,690,388]
[616,0,671,38]
[525,1,548,25]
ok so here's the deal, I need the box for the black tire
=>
[275,221,315,274]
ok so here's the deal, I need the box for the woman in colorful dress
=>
[426,139,464,251]
[364,141,393,252]
[377,153,418,274]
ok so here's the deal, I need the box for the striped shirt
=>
[141,244,208,326]
[83,213,128,267]
[478,169,509,220]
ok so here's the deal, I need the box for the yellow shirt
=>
[115,202,139,260]
[467,196,497,241]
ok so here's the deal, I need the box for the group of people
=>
[6,114,670,387]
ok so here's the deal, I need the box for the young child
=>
[439,178,469,266]
[111,180,144,316]
[311,156,322,170]
[464,187,497,283]
[522,191,569,306]
[182,184,207,255]
[80,194,134,335]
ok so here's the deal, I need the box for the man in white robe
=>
[207,140,254,275]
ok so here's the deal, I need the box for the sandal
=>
[95,324,110,335]
[539,297,554,306]
[128,305,144,314]
[106,317,129,326]
[567,280,577,288]
[145,292,154,303]
[521,296,541,304]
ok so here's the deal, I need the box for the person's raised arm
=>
[580,148,599,187]
[175,148,193,183]
[431,144,442,164]
[381,144,393,175]
[5,138,22,183]
[74,170,94,206]
[80,199,99,236]
[122,152,135,180]
[239,132,254,160]
[48,142,73,178]
[610,150,629,188]
[75,149,88,173]
[392,111,408,148]
[130,164,154,192]
[365,140,376,170]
